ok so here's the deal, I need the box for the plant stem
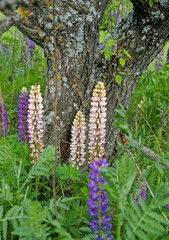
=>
[35,176,38,201]
[0,84,6,142]
[117,214,121,240]
[52,0,58,222]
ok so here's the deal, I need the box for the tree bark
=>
[10,0,169,161]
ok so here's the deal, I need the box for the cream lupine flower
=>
[88,82,106,161]
[27,85,44,164]
[70,110,86,168]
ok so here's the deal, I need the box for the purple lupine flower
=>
[18,87,29,143]
[155,49,164,71]
[166,49,169,64]
[28,39,35,58]
[0,99,8,137]
[110,11,114,18]
[87,158,113,240]
[134,180,147,207]
[2,45,8,58]
[118,15,122,24]
[115,10,118,18]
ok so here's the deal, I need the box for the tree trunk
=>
[15,0,169,161]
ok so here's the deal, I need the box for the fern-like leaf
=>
[126,183,169,240]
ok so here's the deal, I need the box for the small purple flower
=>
[134,179,147,207]
[166,204,169,210]
[110,11,114,18]
[0,99,8,137]
[2,45,8,58]
[166,48,169,64]
[28,39,35,58]
[115,10,118,18]
[18,87,29,143]
[118,15,122,24]
[155,50,164,71]
[87,158,113,240]
[165,193,169,211]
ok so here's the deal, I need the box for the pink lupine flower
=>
[88,82,106,161]
[27,85,44,164]
[70,110,86,168]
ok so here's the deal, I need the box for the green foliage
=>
[149,0,159,7]
[13,199,50,240]
[0,205,22,240]
[125,183,169,240]
[112,104,130,134]
[0,140,15,182]
[102,154,137,215]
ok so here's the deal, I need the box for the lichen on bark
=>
[4,0,169,161]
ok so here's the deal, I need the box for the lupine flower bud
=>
[27,85,44,164]
[0,98,8,138]
[87,158,113,240]
[70,110,86,168]
[88,82,106,161]
[18,87,29,143]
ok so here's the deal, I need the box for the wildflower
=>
[166,48,169,64]
[88,82,106,161]
[115,10,118,18]
[27,85,44,164]
[155,49,164,71]
[110,11,114,18]
[0,98,8,138]
[118,15,122,24]
[87,158,113,240]
[165,193,169,211]
[18,87,29,143]
[2,45,8,58]
[70,110,86,168]
[28,39,35,58]
[134,179,147,207]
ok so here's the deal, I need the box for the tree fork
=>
[3,0,169,161]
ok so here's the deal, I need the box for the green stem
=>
[35,176,38,201]
[117,214,121,240]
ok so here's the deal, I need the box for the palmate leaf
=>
[125,183,169,240]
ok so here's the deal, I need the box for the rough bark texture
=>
[8,0,169,161]
[0,0,40,36]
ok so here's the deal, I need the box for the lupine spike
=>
[166,48,169,64]
[87,158,113,240]
[0,85,8,141]
[88,81,106,161]
[27,85,44,164]
[70,110,86,168]
[134,179,147,207]
[18,87,29,143]
[155,49,164,71]
[28,39,35,58]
